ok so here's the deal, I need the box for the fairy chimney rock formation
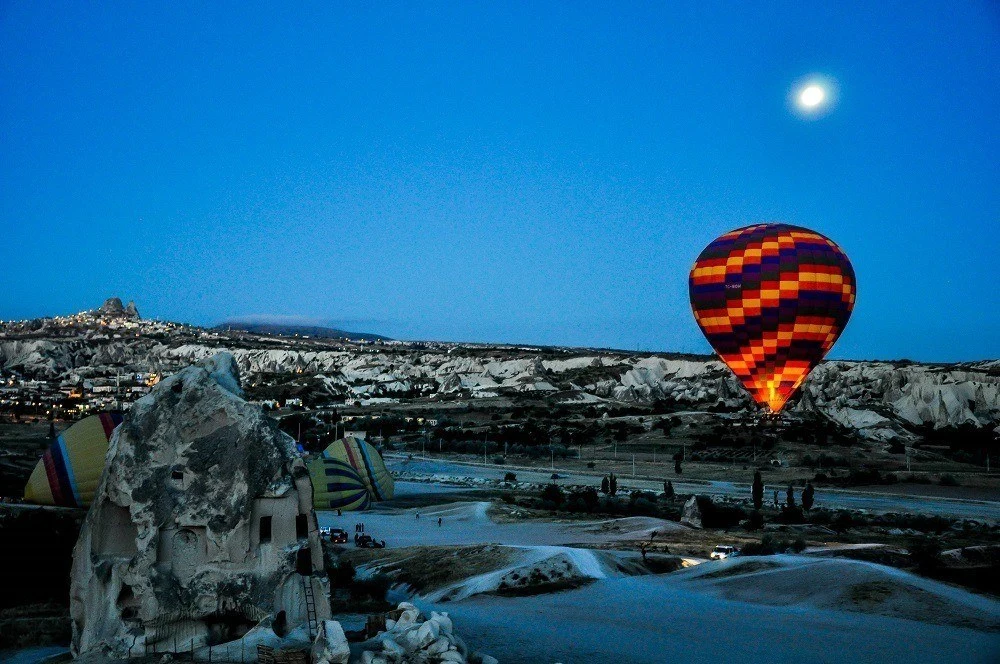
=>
[70,352,330,657]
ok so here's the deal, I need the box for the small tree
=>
[786,484,796,508]
[601,476,610,495]
[674,458,682,474]
[609,473,618,496]
[801,482,815,511]
[663,480,674,499]
[752,471,764,510]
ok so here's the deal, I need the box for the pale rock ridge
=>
[1,324,998,434]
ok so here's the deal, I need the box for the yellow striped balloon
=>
[308,435,394,511]
[23,413,123,508]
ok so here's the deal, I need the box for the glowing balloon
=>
[689,223,856,412]
[23,412,123,507]
[308,435,394,511]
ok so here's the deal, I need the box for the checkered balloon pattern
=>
[689,223,856,412]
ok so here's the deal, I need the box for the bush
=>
[695,497,746,529]
[500,492,515,504]
[570,487,599,512]
[746,509,765,531]
[742,535,806,556]
[908,538,943,573]
[831,511,854,533]
[328,559,356,588]
[493,456,506,465]
[631,498,657,515]
[938,474,960,487]
[349,573,391,601]
[742,535,779,556]
[540,483,564,506]
[775,506,805,524]
[504,471,518,482]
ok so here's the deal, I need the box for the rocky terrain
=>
[1,302,998,444]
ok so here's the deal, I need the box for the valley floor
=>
[315,474,1000,664]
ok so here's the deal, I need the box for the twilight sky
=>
[1,2,997,361]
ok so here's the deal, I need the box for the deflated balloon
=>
[308,435,394,510]
[23,412,123,507]
[689,223,856,412]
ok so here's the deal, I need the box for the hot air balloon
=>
[689,223,856,413]
[23,412,123,508]
[308,435,394,510]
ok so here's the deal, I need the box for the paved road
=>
[388,455,1000,522]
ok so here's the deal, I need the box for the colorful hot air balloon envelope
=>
[308,435,394,511]
[23,412,123,508]
[689,223,856,412]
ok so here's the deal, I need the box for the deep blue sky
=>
[1,2,997,361]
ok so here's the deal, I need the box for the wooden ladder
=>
[302,575,318,639]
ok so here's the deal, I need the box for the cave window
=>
[259,516,272,544]
[295,514,308,539]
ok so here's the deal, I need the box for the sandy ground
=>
[429,574,1000,664]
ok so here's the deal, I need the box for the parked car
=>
[710,545,740,560]
[355,534,386,549]
[327,528,349,544]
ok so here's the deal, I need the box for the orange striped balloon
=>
[689,223,856,412]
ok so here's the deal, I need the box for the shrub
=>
[696,497,746,529]
[500,492,515,504]
[831,511,854,533]
[908,538,943,573]
[938,474,960,487]
[504,471,518,482]
[746,509,765,531]
[540,483,564,506]
[349,573,391,601]
[570,487,600,512]
[631,498,657,515]
[328,559,356,588]
[775,506,805,524]
[493,456,506,465]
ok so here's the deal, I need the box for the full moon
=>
[798,84,826,109]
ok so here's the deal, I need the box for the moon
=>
[798,84,826,109]
[790,76,836,117]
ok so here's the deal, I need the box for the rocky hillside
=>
[1,305,998,441]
